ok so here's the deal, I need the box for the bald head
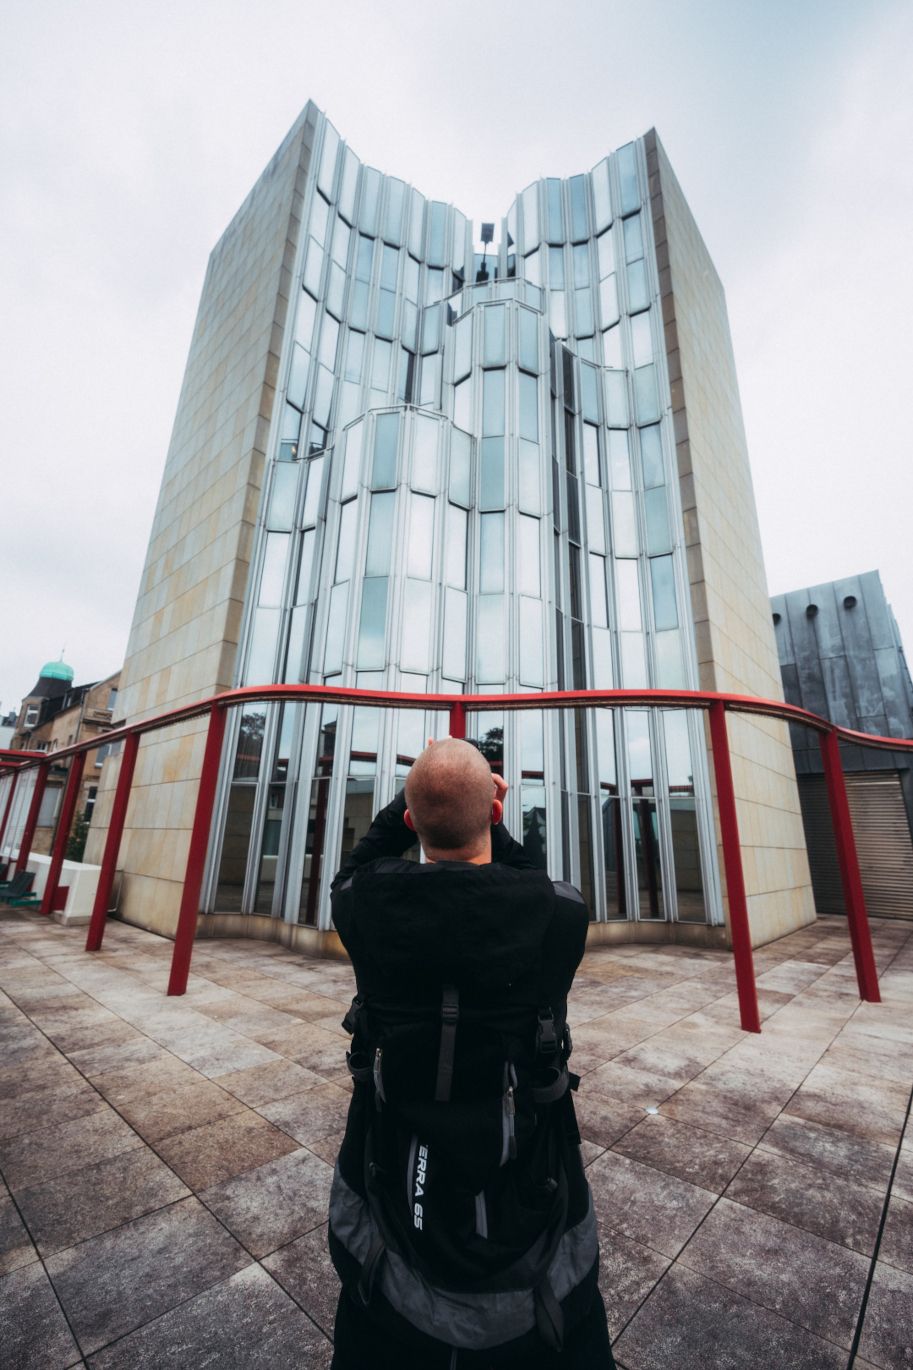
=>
[404,739,497,861]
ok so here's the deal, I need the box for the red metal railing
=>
[3,685,911,1032]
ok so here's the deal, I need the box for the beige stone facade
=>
[85,106,319,935]
[646,130,816,945]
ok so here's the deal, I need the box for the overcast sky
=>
[2,0,911,714]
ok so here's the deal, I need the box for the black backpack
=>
[340,980,581,1349]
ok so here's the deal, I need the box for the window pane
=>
[640,424,664,488]
[445,503,467,588]
[525,247,541,285]
[645,488,672,555]
[317,124,338,196]
[579,364,599,422]
[428,202,447,265]
[599,274,619,328]
[294,290,317,348]
[589,553,608,626]
[519,597,543,686]
[357,577,388,668]
[631,310,652,367]
[612,490,638,556]
[621,632,648,689]
[302,455,325,524]
[655,629,685,687]
[518,439,541,514]
[482,369,505,434]
[627,260,649,312]
[517,515,540,595]
[287,344,310,410]
[331,217,350,267]
[545,178,563,242]
[323,584,347,674]
[345,329,364,382]
[372,338,392,391]
[454,313,472,379]
[450,429,471,506]
[359,168,380,233]
[339,148,358,221]
[412,414,438,492]
[303,238,323,295]
[342,421,363,499]
[592,159,612,232]
[608,429,631,488]
[296,527,316,604]
[407,493,435,578]
[483,305,507,366]
[384,181,405,243]
[421,302,441,354]
[419,352,441,407]
[313,365,333,427]
[634,364,660,424]
[597,228,615,279]
[586,483,605,554]
[401,579,433,672]
[548,245,565,288]
[480,513,504,592]
[519,372,539,441]
[616,559,642,630]
[259,533,288,607]
[650,554,678,629]
[518,308,538,372]
[479,437,504,510]
[604,369,629,427]
[377,289,396,339]
[522,182,539,248]
[476,596,505,682]
[267,464,298,531]
[617,143,639,214]
[453,377,471,432]
[373,412,399,488]
[574,288,594,338]
[335,500,357,583]
[366,491,395,575]
[582,424,600,485]
[356,233,373,280]
[443,587,467,678]
[549,291,567,339]
[623,214,644,263]
[572,242,589,288]
[318,314,339,370]
[603,323,623,369]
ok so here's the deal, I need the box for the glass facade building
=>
[90,103,815,950]
[203,111,722,934]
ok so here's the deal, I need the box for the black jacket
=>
[327,793,601,1359]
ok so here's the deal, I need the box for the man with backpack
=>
[328,737,614,1368]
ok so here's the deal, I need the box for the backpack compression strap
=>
[434,984,460,1103]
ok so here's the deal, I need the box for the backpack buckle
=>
[342,994,365,1036]
[536,1008,558,1063]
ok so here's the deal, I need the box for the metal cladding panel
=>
[799,772,913,919]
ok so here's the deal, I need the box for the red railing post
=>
[167,705,227,996]
[15,762,50,875]
[40,752,87,916]
[449,700,467,740]
[708,701,761,1033]
[0,772,18,851]
[819,728,880,1002]
[85,732,140,952]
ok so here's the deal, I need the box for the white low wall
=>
[19,852,102,926]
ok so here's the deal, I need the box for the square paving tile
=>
[0,1197,37,1275]
[14,1145,189,1256]
[212,1057,325,1107]
[612,1263,847,1370]
[679,1196,869,1347]
[725,1146,884,1255]
[595,1229,670,1341]
[0,1080,106,1142]
[262,1220,339,1335]
[0,1107,144,1192]
[879,1193,913,1275]
[573,1090,646,1150]
[0,1260,82,1369]
[586,1150,715,1258]
[857,1260,913,1369]
[112,1079,247,1144]
[612,1113,751,1194]
[90,1054,201,1107]
[199,1147,334,1257]
[87,1263,331,1368]
[45,1196,251,1355]
[258,1081,352,1146]
[757,1113,897,1191]
[0,1054,81,1101]
[660,1080,781,1146]
[154,1109,301,1190]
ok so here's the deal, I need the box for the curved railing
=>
[3,685,912,1033]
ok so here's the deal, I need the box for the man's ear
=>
[404,809,416,832]
[491,798,503,826]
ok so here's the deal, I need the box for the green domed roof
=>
[39,659,74,682]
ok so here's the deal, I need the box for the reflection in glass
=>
[640,424,664,488]
[549,292,567,339]
[299,706,338,924]
[621,632,647,688]
[617,143,640,213]
[480,437,505,510]
[574,289,594,338]
[589,553,608,626]
[407,494,434,578]
[453,378,471,432]
[372,338,392,390]
[519,372,539,442]
[295,290,317,348]
[480,513,504,593]
[365,492,395,576]
[604,369,628,426]
[650,554,678,631]
[215,783,255,912]
[482,369,505,435]
[412,415,438,492]
[645,490,672,556]
[335,501,357,583]
[318,315,339,370]
[259,533,288,607]
[345,329,364,382]
[546,178,564,242]
[443,587,467,679]
[631,310,652,367]
[477,595,505,682]
[520,713,545,858]
[401,579,433,672]
[587,485,605,554]
[522,182,539,247]
[287,344,310,410]
[296,527,316,604]
[663,712,705,920]
[599,275,619,328]
[234,708,267,780]
[324,582,348,674]
[454,314,472,379]
[245,607,280,684]
[655,630,685,687]
[634,364,660,424]
[517,515,541,596]
[623,214,644,263]
[450,429,471,506]
[579,364,599,423]
[357,577,388,669]
[612,491,638,557]
[525,248,541,285]
[373,412,399,488]
[419,353,441,408]
[483,305,507,366]
[592,158,612,231]
[445,503,467,588]
[518,440,541,514]
[267,465,298,531]
[627,260,649,313]
[519,597,543,686]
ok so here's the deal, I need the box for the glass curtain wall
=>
[207,115,720,932]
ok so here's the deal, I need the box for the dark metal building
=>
[772,571,913,919]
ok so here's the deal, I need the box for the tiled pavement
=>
[1,909,911,1369]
